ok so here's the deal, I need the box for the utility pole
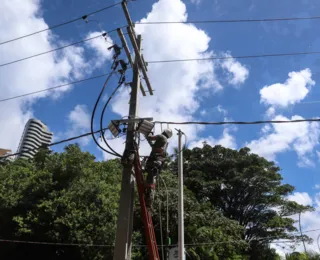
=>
[298,211,307,254]
[177,129,185,260]
[113,2,154,259]
[113,35,141,260]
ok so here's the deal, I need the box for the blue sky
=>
[1,0,320,254]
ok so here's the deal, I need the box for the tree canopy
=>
[177,145,314,258]
[0,144,314,259]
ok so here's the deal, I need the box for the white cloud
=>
[100,132,152,161]
[265,107,276,118]
[217,105,228,115]
[260,69,315,107]
[314,184,320,190]
[99,134,126,160]
[85,31,113,68]
[0,0,112,152]
[200,109,207,116]
[220,55,249,86]
[287,192,313,206]
[65,105,91,146]
[261,124,272,134]
[250,69,319,166]
[68,105,90,129]
[247,115,320,165]
[101,0,247,158]
[189,128,237,149]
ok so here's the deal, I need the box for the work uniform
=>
[145,134,168,208]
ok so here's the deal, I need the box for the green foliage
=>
[285,251,320,260]
[0,144,121,259]
[172,144,314,259]
[0,143,313,259]
[285,252,308,260]
[151,171,247,260]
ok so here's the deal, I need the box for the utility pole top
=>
[122,1,154,95]
[117,28,147,96]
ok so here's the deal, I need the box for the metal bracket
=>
[111,117,153,125]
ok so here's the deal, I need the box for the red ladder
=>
[133,151,160,260]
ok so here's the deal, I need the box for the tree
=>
[0,144,248,259]
[177,144,313,259]
[285,251,320,260]
[0,143,310,259]
[132,170,248,260]
[0,144,122,259]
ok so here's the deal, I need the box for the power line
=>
[0,28,121,68]
[155,118,320,126]
[255,228,320,243]
[90,71,122,157]
[146,51,320,64]
[0,238,115,248]
[1,227,320,248]
[4,117,320,159]
[135,15,320,25]
[3,44,320,69]
[1,126,114,159]
[0,2,122,46]
[99,80,124,157]
[0,239,245,248]
[0,72,113,102]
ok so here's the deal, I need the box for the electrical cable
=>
[0,226,319,248]
[90,71,120,157]
[85,19,114,44]
[0,238,115,247]
[4,46,320,69]
[255,227,320,242]
[146,50,320,64]
[0,72,113,102]
[99,80,124,157]
[0,2,123,46]
[155,118,320,126]
[1,126,112,159]
[0,236,313,248]
[135,15,320,25]
[5,116,320,160]
[0,27,125,68]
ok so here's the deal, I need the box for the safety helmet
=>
[162,129,173,138]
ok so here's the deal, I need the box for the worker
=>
[145,128,173,208]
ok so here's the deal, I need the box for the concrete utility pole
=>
[113,35,141,260]
[113,2,153,259]
[298,211,307,254]
[177,130,185,260]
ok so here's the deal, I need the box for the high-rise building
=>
[17,119,53,159]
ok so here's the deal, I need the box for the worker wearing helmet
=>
[145,128,173,208]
